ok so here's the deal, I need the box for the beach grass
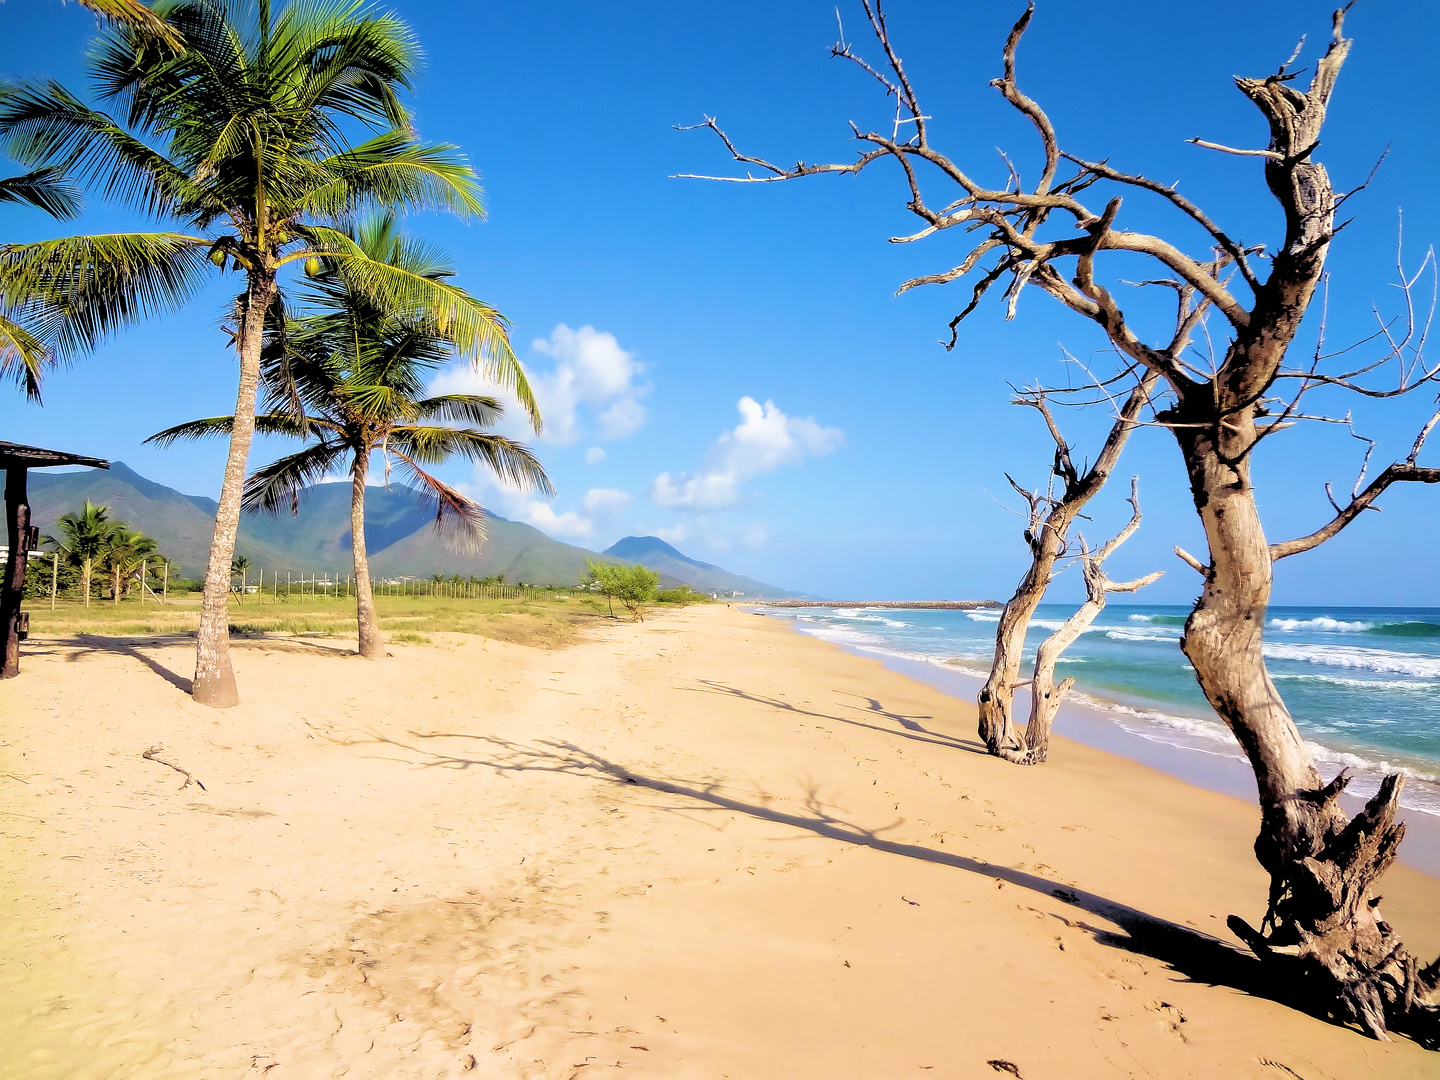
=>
[25,593,601,650]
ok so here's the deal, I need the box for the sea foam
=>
[1261,641,1440,679]
[1270,616,1372,633]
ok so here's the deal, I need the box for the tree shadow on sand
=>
[355,727,1294,1014]
[685,679,991,756]
[25,633,359,695]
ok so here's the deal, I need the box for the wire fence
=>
[229,570,554,603]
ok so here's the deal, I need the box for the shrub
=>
[581,559,659,620]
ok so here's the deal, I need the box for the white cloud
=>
[741,523,769,549]
[584,446,607,465]
[598,396,646,440]
[429,323,647,447]
[517,502,595,541]
[582,487,631,517]
[651,397,843,511]
[474,483,633,544]
[653,524,691,545]
[530,325,647,445]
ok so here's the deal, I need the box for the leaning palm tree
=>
[0,1,537,706]
[150,216,553,659]
[44,500,114,606]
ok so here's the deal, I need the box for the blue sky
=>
[3,0,1439,603]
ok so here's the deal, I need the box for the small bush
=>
[655,587,710,605]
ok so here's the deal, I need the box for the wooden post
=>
[162,561,168,604]
[2,465,32,679]
[140,558,147,604]
[51,551,58,610]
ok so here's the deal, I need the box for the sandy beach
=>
[4,605,1439,1079]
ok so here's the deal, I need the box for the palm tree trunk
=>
[350,452,383,659]
[81,557,91,607]
[193,272,277,707]
[112,564,120,604]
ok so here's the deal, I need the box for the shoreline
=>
[754,606,1440,877]
[879,652,1440,878]
[5,606,1440,1077]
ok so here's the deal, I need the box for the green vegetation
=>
[655,586,712,606]
[582,558,660,621]
[39,500,169,605]
[149,214,551,659]
[26,593,588,651]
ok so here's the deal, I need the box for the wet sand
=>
[2,605,1438,1078]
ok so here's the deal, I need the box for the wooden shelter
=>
[0,441,109,678]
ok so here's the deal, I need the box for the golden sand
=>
[3,605,1438,1078]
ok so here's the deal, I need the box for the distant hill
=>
[602,535,796,598]
[29,462,293,576]
[26,465,798,595]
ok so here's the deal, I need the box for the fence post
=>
[162,561,168,605]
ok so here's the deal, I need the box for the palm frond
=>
[78,0,186,52]
[387,446,488,553]
[0,81,207,220]
[0,310,50,401]
[297,224,539,429]
[0,232,210,358]
[303,133,485,219]
[412,393,503,427]
[271,0,420,129]
[145,411,328,447]
[0,166,81,219]
[390,426,554,496]
[243,439,350,515]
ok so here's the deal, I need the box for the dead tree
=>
[683,2,1440,1044]
[998,478,1161,765]
[978,374,1156,757]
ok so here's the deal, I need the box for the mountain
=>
[28,462,293,576]
[602,535,795,598]
[26,465,796,595]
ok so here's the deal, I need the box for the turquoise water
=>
[758,604,1440,815]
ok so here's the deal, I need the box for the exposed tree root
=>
[1229,773,1440,1045]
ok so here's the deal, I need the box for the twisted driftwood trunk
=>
[977,373,1156,754]
[998,479,1160,765]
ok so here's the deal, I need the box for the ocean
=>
[756,603,1440,818]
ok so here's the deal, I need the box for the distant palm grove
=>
[1,0,544,705]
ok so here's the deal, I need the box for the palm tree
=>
[103,525,158,603]
[149,216,552,659]
[230,554,253,603]
[44,500,114,606]
[0,1,537,706]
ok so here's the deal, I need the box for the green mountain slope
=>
[27,465,800,593]
[28,462,292,576]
